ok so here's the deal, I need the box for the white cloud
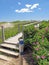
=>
[31,3,39,9]
[18,2,21,5]
[26,4,32,8]
[15,8,32,13]
[15,3,39,13]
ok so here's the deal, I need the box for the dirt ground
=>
[0,52,34,65]
[0,57,28,65]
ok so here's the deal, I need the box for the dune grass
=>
[0,21,35,43]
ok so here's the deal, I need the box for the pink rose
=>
[41,55,46,59]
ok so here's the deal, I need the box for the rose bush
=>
[24,21,49,65]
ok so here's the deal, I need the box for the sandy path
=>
[0,52,34,65]
[0,57,28,65]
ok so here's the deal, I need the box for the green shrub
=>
[45,29,49,41]
[39,21,49,29]
[24,24,37,45]
[24,21,49,65]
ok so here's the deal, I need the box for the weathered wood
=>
[18,24,20,33]
[19,39,24,65]
[4,32,23,44]
[0,48,19,56]
[1,26,5,42]
[0,43,19,50]
[0,55,11,61]
[0,32,23,61]
[22,25,24,40]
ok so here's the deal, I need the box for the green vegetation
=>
[24,21,49,65]
[0,20,49,64]
[0,21,36,43]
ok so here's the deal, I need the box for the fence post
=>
[1,26,5,42]
[22,25,24,40]
[18,24,20,33]
[19,39,24,65]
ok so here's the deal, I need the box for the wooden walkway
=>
[4,32,23,44]
[0,32,23,61]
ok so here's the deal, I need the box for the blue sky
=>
[0,0,49,22]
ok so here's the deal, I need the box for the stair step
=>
[0,48,19,56]
[0,55,12,61]
[0,43,19,50]
[4,41,19,45]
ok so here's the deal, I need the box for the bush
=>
[24,24,37,44]
[39,21,49,29]
[45,29,49,41]
[24,21,49,65]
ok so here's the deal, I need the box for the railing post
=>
[22,25,24,40]
[18,24,20,33]
[1,26,5,42]
[19,39,24,65]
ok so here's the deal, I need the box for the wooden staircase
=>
[0,32,23,61]
[0,43,19,61]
